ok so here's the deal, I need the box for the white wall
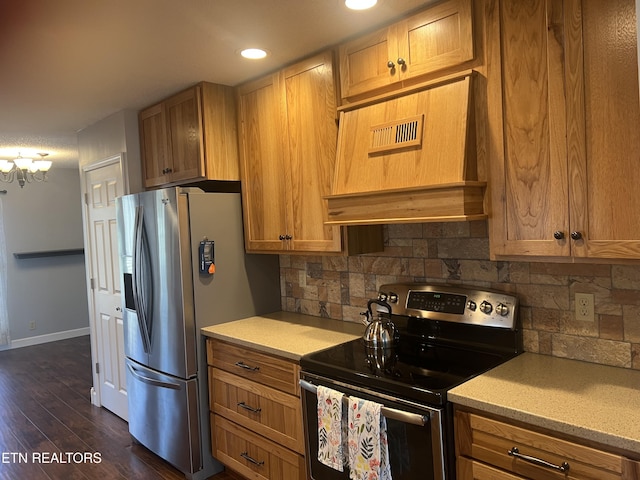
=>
[77,109,142,193]
[1,167,89,345]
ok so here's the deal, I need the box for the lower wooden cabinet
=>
[206,338,306,480]
[455,409,640,480]
[212,415,306,480]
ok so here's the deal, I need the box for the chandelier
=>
[0,153,52,188]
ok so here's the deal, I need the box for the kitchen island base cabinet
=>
[455,409,640,480]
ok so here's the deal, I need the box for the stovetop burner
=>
[300,283,523,406]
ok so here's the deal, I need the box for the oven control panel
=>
[377,283,518,329]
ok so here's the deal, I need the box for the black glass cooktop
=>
[299,334,509,406]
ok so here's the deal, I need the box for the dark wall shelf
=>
[13,248,85,259]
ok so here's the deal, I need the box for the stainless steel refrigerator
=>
[116,186,281,479]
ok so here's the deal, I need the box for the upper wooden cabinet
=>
[338,0,474,100]
[139,82,239,189]
[487,0,640,261]
[237,51,382,254]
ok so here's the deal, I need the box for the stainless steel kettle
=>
[362,299,397,349]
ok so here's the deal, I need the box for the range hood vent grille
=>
[369,115,424,155]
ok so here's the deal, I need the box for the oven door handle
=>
[299,379,428,427]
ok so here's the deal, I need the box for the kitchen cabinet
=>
[139,82,239,188]
[237,50,383,254]
[206,338,306,480]
[338,0,474,100]
[487,0,640,260]
[455,409,640,480]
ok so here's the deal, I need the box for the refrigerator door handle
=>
[127,363,181,390]
[132,205,152,353]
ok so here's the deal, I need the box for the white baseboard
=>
[6,327,90,350]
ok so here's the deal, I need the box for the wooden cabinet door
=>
[458,457,525,480]
[165,86,205,183]
[571,0,640,259]
[139,103,170,188]
[237,74,290,252]
[284,51,342,252]
[396,0,474,82]
[339,24,400,99]
[488,0,572,257]
[488,0,640,260]
[339,0,474,100]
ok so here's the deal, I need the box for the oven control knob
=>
[387,292,398,303]
[479,300,493,314]
[378,293,387,302]
[495,303,509,316]
[466,300,477,311]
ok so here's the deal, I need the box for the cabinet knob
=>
[570,231,583,240]
[279,234,285,241]
[397,57,406,66]
[553,231,564,240]
[285,234,292,240]
[387,60,395,69]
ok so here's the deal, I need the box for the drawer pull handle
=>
[508,447,570,473]
[240,452,265,467]
[235,361,260,372]
[237,401,262,414]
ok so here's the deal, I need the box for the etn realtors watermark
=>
[2,451,102,464]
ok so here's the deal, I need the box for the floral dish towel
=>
[348,396,392,480]
[317,385,345,471]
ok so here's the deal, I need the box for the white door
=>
[83,156,128,420]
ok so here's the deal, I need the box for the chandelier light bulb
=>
[0,160,13,173]
[13,154,33,170]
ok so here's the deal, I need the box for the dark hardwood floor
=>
[0,335,244,480]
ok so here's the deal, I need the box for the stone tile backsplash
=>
[279,221,640,370]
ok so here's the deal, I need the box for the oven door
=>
[300,372,448,480]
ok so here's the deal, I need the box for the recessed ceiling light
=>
[345,0,378,10]
[240,48,268,59]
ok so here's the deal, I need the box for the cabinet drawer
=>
[456,411,627,480]
[206,339,299,396]
[209,367,304,454]
[458,456,524,480]
[212,414,305,480]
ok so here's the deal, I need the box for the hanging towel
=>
[348,396,392,480]
[317,385,345,471]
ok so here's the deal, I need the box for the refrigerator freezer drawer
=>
[126,359,201,475]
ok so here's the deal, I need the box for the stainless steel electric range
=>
[299,283,522,480]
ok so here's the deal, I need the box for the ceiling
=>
[0,0,433,168]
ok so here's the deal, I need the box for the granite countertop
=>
[201,311,364,361]
[448,352,640,455]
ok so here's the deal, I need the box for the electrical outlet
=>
[575,293,595,322]
[28,321,36,330]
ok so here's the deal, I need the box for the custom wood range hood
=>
[325,71,486,225]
